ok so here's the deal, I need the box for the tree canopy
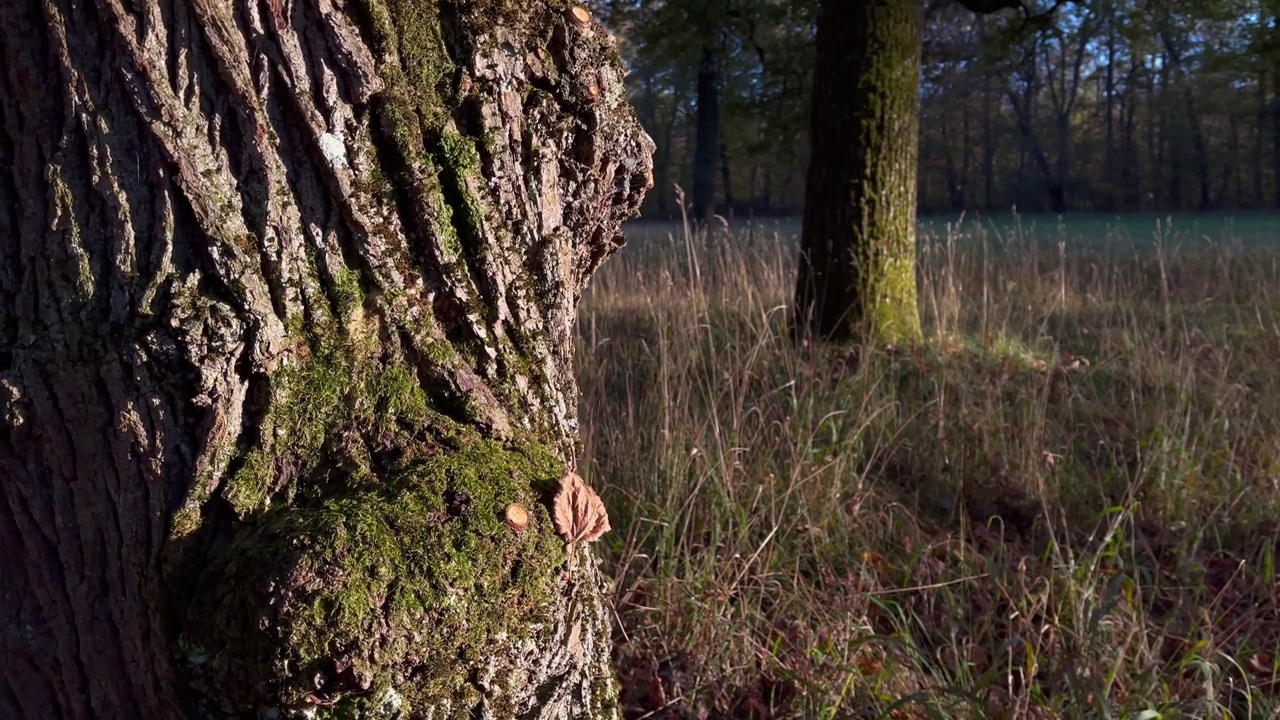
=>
[604,0,1280,218]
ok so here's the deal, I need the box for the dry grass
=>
[576,213,1280,719]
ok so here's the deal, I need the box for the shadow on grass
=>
[578,221,1280,719]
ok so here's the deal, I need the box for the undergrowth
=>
[577,213,1280,719]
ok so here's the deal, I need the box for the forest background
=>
[598,0,1280,221]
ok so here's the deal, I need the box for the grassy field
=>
[576,213,1280,719]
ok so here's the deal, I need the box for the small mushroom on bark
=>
[505,503,529,532]
[568,6,592,29]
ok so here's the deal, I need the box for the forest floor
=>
[576,213,1280,719]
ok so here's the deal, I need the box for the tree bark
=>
[0,0,653,718]
[794,0,922,345]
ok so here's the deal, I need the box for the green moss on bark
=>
[794,0,924,347]
[437,129,488,264]
[170,265,575,716]
[178,437,568,717]
[219,317,440,517]
[332,268,366,323]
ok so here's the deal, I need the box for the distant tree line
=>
[598,0,1280,219]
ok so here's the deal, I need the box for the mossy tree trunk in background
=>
[792,0,1068,344]
[793,0,923,345]
[0,0,652,717]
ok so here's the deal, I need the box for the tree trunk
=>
[1229,111,1242,207]
[652,86,684,218]
[1146,55,1159,210]
[1118,64,1136,210]
[692,45,720,224]
[637,65,662,215]
[1044,18,1090,215]
[1159,32,1210,211]
[961,98,973,211]
[1158,56,1175,209]
[981,34,996,213]
[795,0,922,345]
[1055,111,1071,213]
[0,1,653,718]
[1255,67,1266,206]
[1273,55,1280,208]
[1007,81,1064,214]
[1103,13,1116,213]
[943,114,964,212]
[720,142,735,223]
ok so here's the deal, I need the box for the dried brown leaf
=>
[553,471,610,543]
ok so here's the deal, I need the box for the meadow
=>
[576,212,1280,719]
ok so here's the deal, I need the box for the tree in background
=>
[795,0,1101,345]
[598,1,727,223]
[916,0,1275,215]
[793,0,925,344]
[593,0,1274,347]
[0,0,651,717]
[606,0,1280,221]
[601,0,817,219]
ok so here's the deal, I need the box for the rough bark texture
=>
[794,0,923,345]
[0,0,653,717]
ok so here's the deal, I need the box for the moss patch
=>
[436,129,488,265]
[220,309,438,516]
[178,438,567,717]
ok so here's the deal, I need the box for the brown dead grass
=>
[577,214,1280,719]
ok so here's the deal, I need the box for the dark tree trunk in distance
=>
[981,19,996,213]
[961,100,973,210]
[1146,56,1160,210]
[1103,13,1117,213]
[1159,33,1211,211]
[0,1,653,718]
[1272,55,1280,208]
[1255,67,1266,206]
[693,45,721,224]
[944,115,965,211]
[794,0,923,345]
[720,143,735,221]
